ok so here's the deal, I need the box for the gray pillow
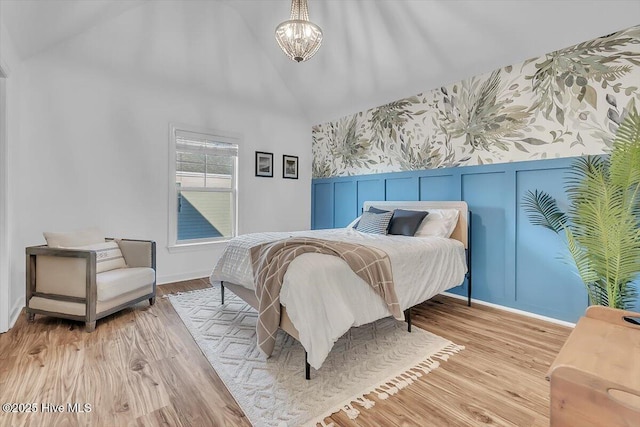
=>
[352,206,390,229]
[368,206,389,214]
[355,211,394,234]
[388,209,429,236]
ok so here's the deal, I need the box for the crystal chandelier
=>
[274,0,323,63]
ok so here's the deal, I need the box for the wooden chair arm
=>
[26,246,96,300]
[26,245,97,258]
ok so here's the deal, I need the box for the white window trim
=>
[168,123,240,252]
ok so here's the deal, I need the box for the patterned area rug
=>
[168,286,463,427]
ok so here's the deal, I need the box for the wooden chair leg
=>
[26,312,35,323]
[85,321,96,332]
[149,297,156,306]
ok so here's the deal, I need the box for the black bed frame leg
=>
[405,307,412,333]
[305,351,311,380]
[221,281,225,305]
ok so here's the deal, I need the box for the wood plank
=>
[134,406,184,427]
[0,279,571,427]
[81,338,135,427]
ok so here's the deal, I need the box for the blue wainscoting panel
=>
[311,157,640,322]
[357,179,385,215]
[334,181,357,227]
[312,183,333,229]
[386,177,419,201]
[420,174,466,295]
[419,175,456,201]
[515,168,587,321]
[459,172,508,305]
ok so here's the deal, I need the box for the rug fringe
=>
[306,342,465,426]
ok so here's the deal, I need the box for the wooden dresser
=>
[547,306,640,427]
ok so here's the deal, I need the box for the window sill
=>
[167,240,230,253]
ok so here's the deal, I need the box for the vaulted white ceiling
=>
[1,0,146,59]
[2,0,639,125]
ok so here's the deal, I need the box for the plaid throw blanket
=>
[250,237,402,357]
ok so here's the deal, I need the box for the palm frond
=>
[586,281,609,306]
[617,281,639,310]
[566,228,599,284]
[609,107,640,189]
[565,156,609,199]
[524,104,640,310]
[522,190,567,233]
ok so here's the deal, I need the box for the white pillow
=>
[70,241,127,273]
[414,209,459,238]
[43,227,105,248]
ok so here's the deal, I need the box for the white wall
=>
[0,3,22,332]
[0,71,6,334]
[7,1,311,324]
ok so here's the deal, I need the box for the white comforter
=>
[210,228,467,369]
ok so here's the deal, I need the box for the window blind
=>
[175,130,238,157]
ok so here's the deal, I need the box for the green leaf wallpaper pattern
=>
[312,25,640,178]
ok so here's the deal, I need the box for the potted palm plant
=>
[523,106,640,309]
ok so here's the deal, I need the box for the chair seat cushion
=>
[97,267,155,302]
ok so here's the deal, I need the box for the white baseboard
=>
[441,292,576,328]
[157,270,211,286]
[9,297,23,329]
[5,274,576,329]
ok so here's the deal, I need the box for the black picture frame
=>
[283,155,299,179]
[255,151,274,177]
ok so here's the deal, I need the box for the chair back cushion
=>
[73,241,127,273]
[44,227,105,248]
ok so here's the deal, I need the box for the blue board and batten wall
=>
[311,157,640,322]
[310,26,640,323]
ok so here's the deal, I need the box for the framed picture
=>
[255,151,273,177]
[283,155,299,179]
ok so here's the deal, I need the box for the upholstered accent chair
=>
[25,229,156,332]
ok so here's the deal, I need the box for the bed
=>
[210,201,471,379]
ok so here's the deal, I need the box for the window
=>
[169,125,239,248]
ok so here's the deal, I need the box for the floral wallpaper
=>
[312,25,640,178]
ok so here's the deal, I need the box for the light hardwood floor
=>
[0,279,571,427]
